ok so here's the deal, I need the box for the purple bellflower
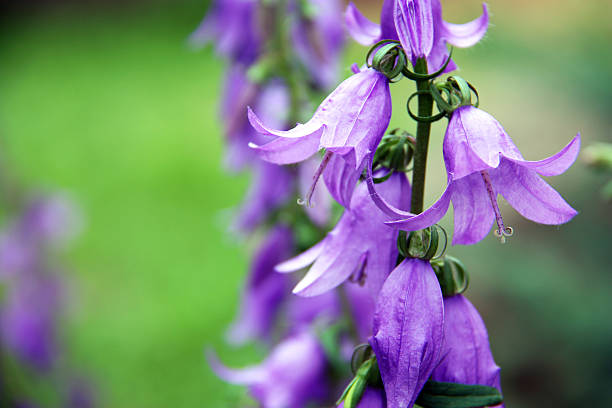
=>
[432,295,503,407]
[190,0,261,65]
[345,0,489,72]
[248,64,391,208]
[221,68,289,172]
[370,258,444,408]
[291,0,345,89]
[275,171,410,297]
[226,226,293,345]
[208,330,329,408]
[379,106,580,245]
[234,160,293,233]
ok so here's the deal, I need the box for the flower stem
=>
[410,58,433,214]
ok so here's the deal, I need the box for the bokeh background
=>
[1,0,611,406]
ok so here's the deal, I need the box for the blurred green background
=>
[0,0,610,407]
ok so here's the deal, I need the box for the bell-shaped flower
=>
[370,258,444,408]
[249,65,392,208]
[374,106,580,245]
[226,226,293,345]
[208,330,329,408]
[275,171,410,297]
[189,0,261,65]
[220,68,289,172]
[291,0,345,89]
[432,295,504,407]
[345,0,489,72]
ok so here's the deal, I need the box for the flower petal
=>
[323,153,363,208]
[432,295,502,399]
[505,134,581,177]
[444,106,523,179]
[384,182,453,231]
[370,258,444,408]
[345,2,382,45]
[492,159,577,225]
[206,348,263,384]
[450,173,495,245]
[441,3,489,48]
[275,240,326,273]
[394,0,434,61]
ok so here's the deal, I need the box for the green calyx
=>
[431,255,470,297]
[367,40,407,81]
[372,129,415,177]
[398,225,448,262]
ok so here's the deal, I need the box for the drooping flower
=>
[226,226,293,345]
[189,0,261,65]
[275,171,410,297]
[220,68,289,172]
[345,0,489,72]
[372,106,580,245]
[291,0,345,89]
[208,330,329,408]
[432,295,504,407]
[233,161,293,233]
[369,258,444,408]
[249,65,392,208]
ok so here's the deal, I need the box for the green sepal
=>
[415,380,503,408]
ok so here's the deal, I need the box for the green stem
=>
[410,58,433,214]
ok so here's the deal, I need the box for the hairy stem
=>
[410,58,433,214]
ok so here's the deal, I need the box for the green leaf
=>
[415,380,503,408]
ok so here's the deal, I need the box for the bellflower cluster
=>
[204,0,580,407]
[0,196,95,407]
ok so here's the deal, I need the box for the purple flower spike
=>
[275,171,410,297]
[370,258,444,408]
[190,0,261,65]
[432,295,503,407]
[233,161,293,233]
[345,0,488,72]
[208,330,329,408]
[226,226,293,345]
[339,387,387,408]
[292,0,345,89]
[383,106,580,245]
[249,66,391,208]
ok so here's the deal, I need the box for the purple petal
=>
[339,387,386,408]
[427,40,458,73]
[443,106,523,180]
[286,291,341,331]
[492,159,578,225]
[505,134,581,177]
[275,240,326,273]
[370,258,444,408]
[233,161,293,232]
[450,173,495,245]
[380,0,400,41]
[432,295,503,405]
[384,182,453,230]
[440,3,489,48]
[323,152,363,208]
[394,0,434,62]
[343,282,376,342]
[226,226,293,345]
[345,2,381,45]
[364,157,415,220]
[208,331,329,407]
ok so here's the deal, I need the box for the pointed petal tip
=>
[344,2,382,46]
